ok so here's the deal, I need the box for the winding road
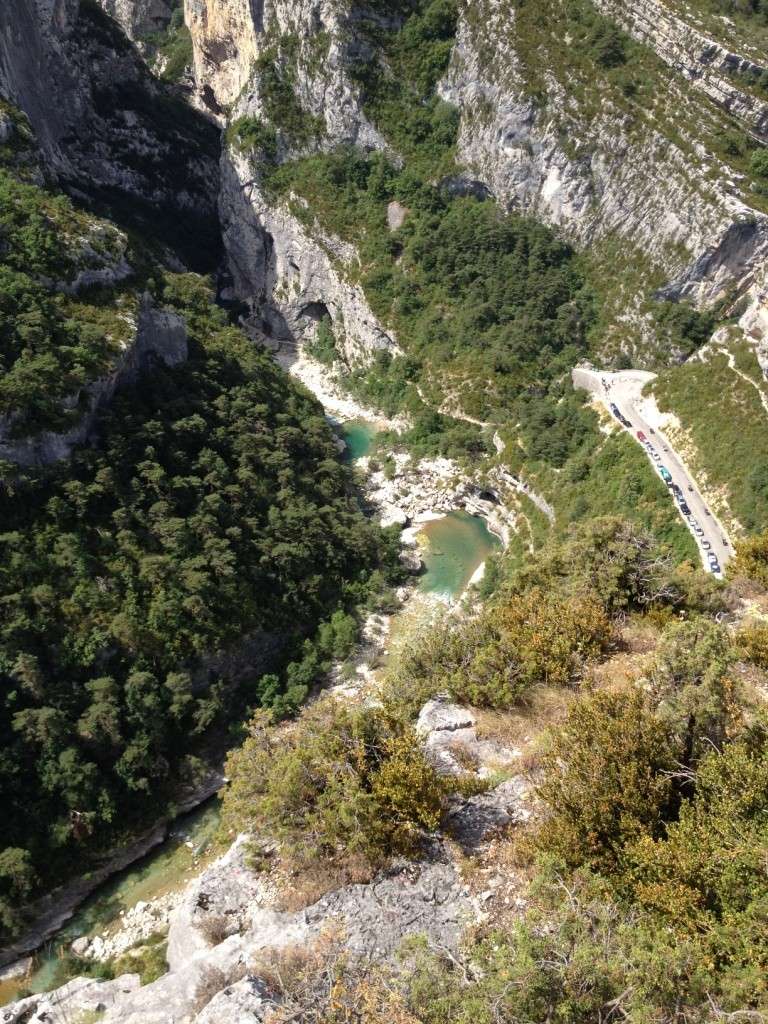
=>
[572,367,732,576]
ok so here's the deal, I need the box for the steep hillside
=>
[0,0,401,945]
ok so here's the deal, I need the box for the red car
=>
[637,430,647,442]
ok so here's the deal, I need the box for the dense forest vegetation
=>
[0,155,400,936]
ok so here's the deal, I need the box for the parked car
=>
[622,417,633,429]
[694,526,704,537]
[679,502,691,515]
[671,483,682,497]
[659,467,672,484]
[701,540,712,551]
[637,431,647,442]
[610,403,621,418]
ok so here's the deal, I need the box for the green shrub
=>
[535,690,677,875]
[222,700,446,869]
[730,529,768,586]
[385,588,611,714]
[645,616,742,765]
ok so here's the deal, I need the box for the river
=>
[0,801,221,1005]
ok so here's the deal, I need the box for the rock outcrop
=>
[2,833,475,1023]
[0,295,188,467]
[220,151,398,366]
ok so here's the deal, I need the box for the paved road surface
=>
[572,367,732,576]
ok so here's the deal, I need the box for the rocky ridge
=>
[0,295,189,467]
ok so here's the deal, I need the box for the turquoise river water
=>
[0,800,221,1005]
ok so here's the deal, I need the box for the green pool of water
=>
[2,799,221,1005]
[340,420,378,461]
[419,510,501,599]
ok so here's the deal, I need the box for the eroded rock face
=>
[0,296,189,467]
[0,0,220,268]
[595,0,768,138]
[438,2,768,308]
[186,0,383,148]
[220,151,398,366]
[99,0,176,40]
[0,974,142,1024]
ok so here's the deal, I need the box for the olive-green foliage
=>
[730,529,768,586]
[630,741,768,943]
[252,41,324,148]
[305,316,339,367]
[738,619,768,668]
[385,588,611,715]
[526,429,700,561]
[222,700,445,869]
[60,933,168,989]
[227,116,278,161]
[646,617,741,765]
[267,149,592,432]
[350,0,459,176]
[0,272,394,935]
[500,516,718,614]
[536,690,677,875]
[151,7,193,84]
[0,169,135,433]
[395,860,767,1023]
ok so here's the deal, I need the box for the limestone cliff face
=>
[0,0,220,269]
[99,0,176,40]
[220,151,398,365]
[0,297,188,468]
[186,0,383,148]
[438,2,768,309]
[594,0,768,139]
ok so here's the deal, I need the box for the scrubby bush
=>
[738,619,768,668]
[630,741,768,937]
[646,617,742,765]
[729,529,768,588]
[535,690,677,875]
[384,588,611,714]
[222,700,445,871]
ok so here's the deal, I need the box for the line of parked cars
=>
[635,431,723,577]
[610,403,632,430]
[607,400,724,576]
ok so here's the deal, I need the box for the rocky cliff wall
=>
[219,151,398,365]
[0,296,188,468]
[0,0,221,269]
[186,0,383,149]
[99,0,176,40]
[594,0,768,139]
[438,2,768,308]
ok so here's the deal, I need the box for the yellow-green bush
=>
[222,700,445,871]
